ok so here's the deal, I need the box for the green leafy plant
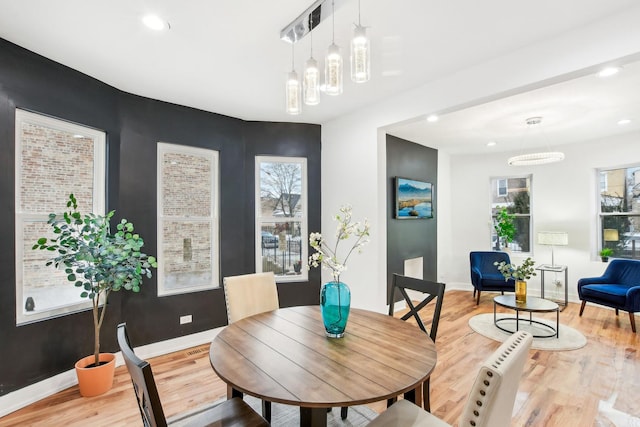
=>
[599,248,613,257]
[33,194,157,367]
[494,208,516,249]
[494,257,537,281]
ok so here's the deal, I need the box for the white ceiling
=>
[0,0,639,150]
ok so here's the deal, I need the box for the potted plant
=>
[599,247,613,262]
[494,208,515,251]
[494,257,536,304]
[33,194,157,397]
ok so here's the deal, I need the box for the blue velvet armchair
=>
[578,258,640,333]
[469,251,516,305]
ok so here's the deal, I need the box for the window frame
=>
[255,156,308,283]
[156,143,220,296]
[490,174,532,254]
[597,165,640,260]
[15,109,106,325]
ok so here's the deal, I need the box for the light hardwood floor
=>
[1,290,638,426]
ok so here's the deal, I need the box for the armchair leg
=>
[579,300,586,316]
[476,290,481,305]
[473,289,476,298]
[630,312,637,333]
[615,308,619,316]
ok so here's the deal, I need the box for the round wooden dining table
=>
[209,305,437,427]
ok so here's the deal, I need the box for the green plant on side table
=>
[33,193,157,397]
[494,257,536,304]
[494,207,516,251]
[599,247,613,262]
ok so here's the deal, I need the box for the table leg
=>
[300,407,328,427]
[540,272,545,299]
[228,385,242,399]
[516,310,520,331]
[556,309,560,339]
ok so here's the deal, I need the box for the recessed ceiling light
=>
[142,14,170,31]
[426,114,439,123]
[598,66,621,78]
[617,119,631,125]
[487,141,496,147]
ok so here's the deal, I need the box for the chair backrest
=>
[604,258,640,286]
[388,273,446,342]
[458,331,533,427]
[117,323,167,427]
[223,272,279,323]
[470,251,511,275]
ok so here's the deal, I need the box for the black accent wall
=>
[0,38,321,396]
[386,135,438,300]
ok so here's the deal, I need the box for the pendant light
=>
[350,0,370,83]
[325,0,343,96]
[303,14,320,105]
[508,117,564,166]
[285,43,301,115]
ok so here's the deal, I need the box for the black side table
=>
[536,264,568,310]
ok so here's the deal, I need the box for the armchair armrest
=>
[626,286,640,312]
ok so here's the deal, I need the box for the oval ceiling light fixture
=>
[507,116,565,166]
[142,14,170,31]
[598,66,621,78]
[426,114,439,123]
[617,118,631,125]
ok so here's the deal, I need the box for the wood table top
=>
[209,305,437,409]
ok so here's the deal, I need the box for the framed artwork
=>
[395,177,433,219]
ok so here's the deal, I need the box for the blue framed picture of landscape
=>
[395,177,433,219]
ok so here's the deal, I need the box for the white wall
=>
[321,5,640,312]
[448,131,640,302]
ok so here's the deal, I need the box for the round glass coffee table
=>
[493,295,559,338]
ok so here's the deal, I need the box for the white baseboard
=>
[0,326,223,418]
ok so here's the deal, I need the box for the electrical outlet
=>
[180,315,192,325]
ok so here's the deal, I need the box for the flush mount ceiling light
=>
[508,117,565,166]
[142,14,170,31]
[598,66,621,78]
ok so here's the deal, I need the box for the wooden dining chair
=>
[389,273,446,411]
[223,271,279,422]
[365,330,533,427]
[116,323,269,427]
[341,273,446,419]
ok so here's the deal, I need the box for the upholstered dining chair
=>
[365,330,533,427]
[116,323,269,427]
[223,271,280,324]
[223,271,279,422]
[470,251,516,305]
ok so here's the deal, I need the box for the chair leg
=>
[476,290,481,305]
[473,289,476,298]
[341,407,348,419]
[387,397,397,408]
[629,312,637,333]
[262,400,271,423]
[615,308,619,316]
[423,378,431,412]
[579,300,586,316]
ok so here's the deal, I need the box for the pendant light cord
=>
[358,0,361,25]
[332,0,336,43]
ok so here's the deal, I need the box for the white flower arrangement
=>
[308,205,370,281]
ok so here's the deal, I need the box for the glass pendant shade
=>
[350,25,370,83]
[325,43,343,96]
[285,70,301,115]
[303,57,320,105]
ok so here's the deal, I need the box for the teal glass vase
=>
[320,280,351,338]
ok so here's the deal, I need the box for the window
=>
[157,143,219,296]
[490,175,531,252]
[497,179,508,197]
[256,156,307,282]
[15,109,106,324]
[598,166,640,260]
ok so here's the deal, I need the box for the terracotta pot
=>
[74,353,116,397]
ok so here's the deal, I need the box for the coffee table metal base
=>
[493,295,559,339]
